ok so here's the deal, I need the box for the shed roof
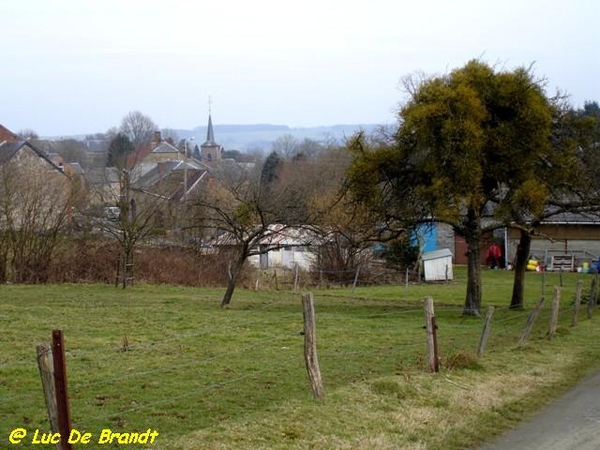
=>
[541,211,600,225]
[422,248,453,261]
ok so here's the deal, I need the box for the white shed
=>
[422,249,453,281]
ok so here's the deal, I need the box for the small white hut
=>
[421,248,453,281]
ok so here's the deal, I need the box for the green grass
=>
[1,268,599,449]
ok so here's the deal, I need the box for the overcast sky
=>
[2,0,598,136]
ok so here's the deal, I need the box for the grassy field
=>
[1,268,599,449]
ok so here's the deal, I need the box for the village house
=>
[0,126,72,228]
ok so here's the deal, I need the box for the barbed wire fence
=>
[1,271,598,448]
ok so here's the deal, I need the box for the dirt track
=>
[478,369,600,449]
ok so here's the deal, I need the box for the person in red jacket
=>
[486,242,503,269]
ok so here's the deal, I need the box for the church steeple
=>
[201,98,221,164]
[204,113,216,145]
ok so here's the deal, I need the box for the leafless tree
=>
[16,128,39,140]
[0,143,73,283]
[271,134,298,158]
[189,145,349,306]
[160,128,180,145]
[86,134,166,288]
[120,111,158,152]
[50,139,87,166]
[189,160,317,306]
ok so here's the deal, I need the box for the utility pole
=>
[183,137,194,201]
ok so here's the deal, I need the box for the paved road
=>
[479,370,600,449]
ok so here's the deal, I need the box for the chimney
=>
[152,130,162,145]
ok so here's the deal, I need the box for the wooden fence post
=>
[519,296,545,346]
[293,263,300,291]
[572,280,583,327]
[115,256,120,287]
[541,270,546,297]
[588,277,598,319]
[477,306,495,358]
[301,293,324,399]
[548,286,560,340]
[37,343,59,435]
[559,268,563,287]
[424,296,439,372]
[52,330,73,450]
[351,265,360,293]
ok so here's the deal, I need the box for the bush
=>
[380,238,419,270]
[47,237,252,287]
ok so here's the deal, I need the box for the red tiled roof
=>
[0,124,19,142]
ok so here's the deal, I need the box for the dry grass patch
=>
[165,345,588,450]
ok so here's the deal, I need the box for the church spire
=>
[201,96,221,164]
[206,113,215,144]
[204,96,215,145]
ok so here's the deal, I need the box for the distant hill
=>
[45,123,388,152]
[179,123,386,151]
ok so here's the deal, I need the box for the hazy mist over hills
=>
[175,123,385,151]
[45,123,386,153]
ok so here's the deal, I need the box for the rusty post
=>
[52,330,73,450]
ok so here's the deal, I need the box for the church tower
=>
[200,112,221,164]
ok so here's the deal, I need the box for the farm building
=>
[213,225,319,271]
[506,212,600,271]
[249,226,318,271]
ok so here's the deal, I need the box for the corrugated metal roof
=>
[213,224,319,247]
[541,211,600,224]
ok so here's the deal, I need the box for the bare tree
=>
[16,128,39,140]
[190,144,349,306]
[0,142,73,283]
[120,111,158,152]
[303,145,387,280]
[271,134,298,158]
[190,161,314,306]
[161,128,180,145]
[50,139,87,166]
[85,134,165,288]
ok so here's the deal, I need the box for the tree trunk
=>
[121,242,134,289]
[463,210,482,316]
[220,254,246,307]
[121,250,128,289]
[510,230,532,309]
